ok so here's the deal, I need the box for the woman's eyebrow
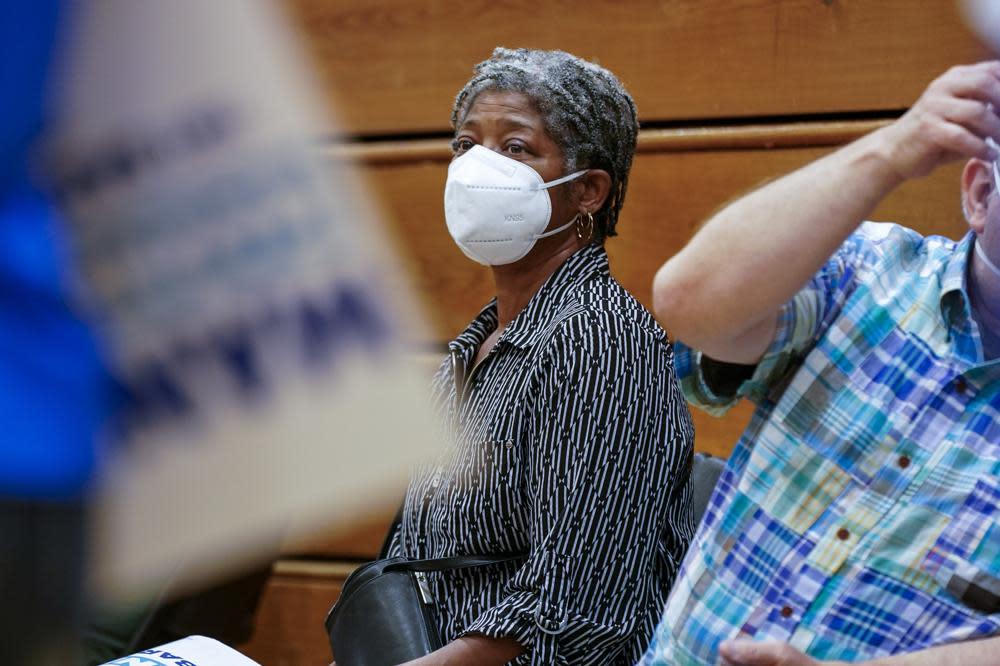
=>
[498,117,536,133]
[458,115,538,133]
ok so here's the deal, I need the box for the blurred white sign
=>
[44,0,441,599]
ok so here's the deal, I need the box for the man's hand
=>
[879,61,1000,181]
[718,640,849,666]
[718,636,1000,666]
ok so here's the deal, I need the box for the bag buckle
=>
[414,571,435,604]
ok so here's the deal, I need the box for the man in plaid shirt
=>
[645,62,1000,665]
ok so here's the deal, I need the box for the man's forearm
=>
[721,635,1000,666]
[866,636,1000,666]
[653,62,1000,364]
[652,127,902,363]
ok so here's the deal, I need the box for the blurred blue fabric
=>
[1,0,110,500]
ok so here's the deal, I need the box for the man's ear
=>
[574,169,612,215]
[962,159,993,235]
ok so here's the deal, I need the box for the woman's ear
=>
[575,169,612,215]
[962,159,993,235]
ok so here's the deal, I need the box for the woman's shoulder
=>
[548,275,669,350]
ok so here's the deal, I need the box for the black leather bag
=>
[324,553,524,666]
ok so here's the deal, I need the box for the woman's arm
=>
[401,635,524,666]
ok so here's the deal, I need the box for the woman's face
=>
[452,90,577,232]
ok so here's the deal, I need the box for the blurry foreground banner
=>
[43,0,441,599]
[101,636,259,666]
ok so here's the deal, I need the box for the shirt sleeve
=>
[675,227,880,416]
[459,309,693,665]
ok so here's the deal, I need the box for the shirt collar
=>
[503,243,609,349]
[448,244,610,355]
[450,299,498,357]
[940,232,975,328]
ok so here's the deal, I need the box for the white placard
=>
[43,0,442,600]
[100,636,260,666]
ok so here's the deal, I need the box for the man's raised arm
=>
[652,62,1000,364]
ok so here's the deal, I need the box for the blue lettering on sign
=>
[53,105,236,204]
[215,328,259,393]
[108,648,201,665]
[106,656,169,665]
[116,279,392,436]
[301,283,389,364]
[127,359,195,422]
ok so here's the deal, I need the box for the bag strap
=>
[384,552,526,574]
[378,501,526,570]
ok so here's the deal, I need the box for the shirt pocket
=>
[453,418,523,496]
[922,478,1000,615]
[455,427,526,550]
[478,430,521,490]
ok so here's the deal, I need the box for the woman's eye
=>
[452,138,475,153]
[506,143,524,155]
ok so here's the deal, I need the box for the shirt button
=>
[505,440,514,450]
[897,455,911,469]
[780,605,794,618]
[954,376,968,394]
[836,527,850,541]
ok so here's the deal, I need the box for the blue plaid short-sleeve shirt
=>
[642,223,1000,664]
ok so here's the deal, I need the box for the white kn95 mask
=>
[444,145,586,266]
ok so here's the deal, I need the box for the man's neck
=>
[969,247,1000,360]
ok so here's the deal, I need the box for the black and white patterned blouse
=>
[391,244,694,665]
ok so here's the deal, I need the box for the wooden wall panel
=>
[288,503,399,559]
[239,564,349,666]
[287,0,988,136]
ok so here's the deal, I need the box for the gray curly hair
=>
[451,48,639,242]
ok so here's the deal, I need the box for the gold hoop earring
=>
[576,211,594,241]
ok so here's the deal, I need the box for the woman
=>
[392,48,694,665]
